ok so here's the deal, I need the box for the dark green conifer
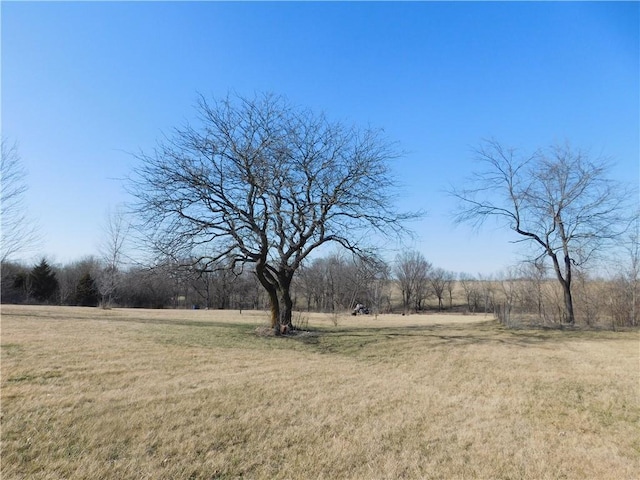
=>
[75,272,100,306]
[29,258,59,303]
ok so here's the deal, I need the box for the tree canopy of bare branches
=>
[129,92,418,330]
[98,208,131,307]
[452,139,635,324]
[1,139,39,262]
[394,250,432,313]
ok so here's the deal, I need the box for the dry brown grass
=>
[1,305,638,479]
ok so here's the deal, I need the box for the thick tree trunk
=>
[266,287,279,329]
[255,260,280,330]
[276,275,294,331]
[254,260,296,333]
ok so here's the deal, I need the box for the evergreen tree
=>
[75,272,100,306]
[29,258,58,303]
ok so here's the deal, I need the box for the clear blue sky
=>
[2,1,639,275]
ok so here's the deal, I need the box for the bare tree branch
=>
[1,138,40,262]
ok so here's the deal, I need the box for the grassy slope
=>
[1,305,638,479]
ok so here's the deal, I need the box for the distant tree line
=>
[2,248,637,328]
[1,257,260,310]
[0,254,392,312]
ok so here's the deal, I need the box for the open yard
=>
[1,305,638,479]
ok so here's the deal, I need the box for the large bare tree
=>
[130,93,416,330]
[1,139,39,262]
[452,140,634,324]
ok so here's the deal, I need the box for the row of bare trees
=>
[1,245,451,315]
[296,253,391,314]
[394,250,457,313]
[493,265,639,329]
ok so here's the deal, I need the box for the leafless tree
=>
[362,255,391,316]
[129,92,417,330]
[518,259,548,320]
[444,270,456,309]
[345,254,389,314]
[0,260,30,303]
[458,273,481,312]
[429,267,448,310]
[394,250,432,313]
[452,140,634,324]
[98,208,130,307]
[1,139,39,262]
[607,218,640,327]
[626,220,640,326]
[496,267,518,326]
[476,273,495,314]
[296,254,346,312]
[116,265,174,309]
[296,258,327,311]
[295,253,388,314]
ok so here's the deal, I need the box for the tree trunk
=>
[278,286,293,328]
[557,221,576,325]
[276,274,294,330]
[561,278,575,325]
[548,250,575,325]
[266,286,280,329]
[254,261,296,333]
[255,260,280,329]
[562,251,575,325]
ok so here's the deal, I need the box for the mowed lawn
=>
[1,305,638,479]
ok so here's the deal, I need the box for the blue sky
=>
[2,1,639,275]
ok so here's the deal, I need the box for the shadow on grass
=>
[62,311,636,357]
[287,320,636,357]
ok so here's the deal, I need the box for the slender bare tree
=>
[444,270,456,309]
[627,220,640,326]
[129,92,418,330]
[608,218,640,327]
[519,259,548,321]
[452,140,634,324]
[98,208,130,307]
[459,273,481,312]
[1,139,39,262]
[429,267,448,311]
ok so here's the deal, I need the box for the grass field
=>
[1,305,638,479]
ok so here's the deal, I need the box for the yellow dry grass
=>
[1,305,638,479]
